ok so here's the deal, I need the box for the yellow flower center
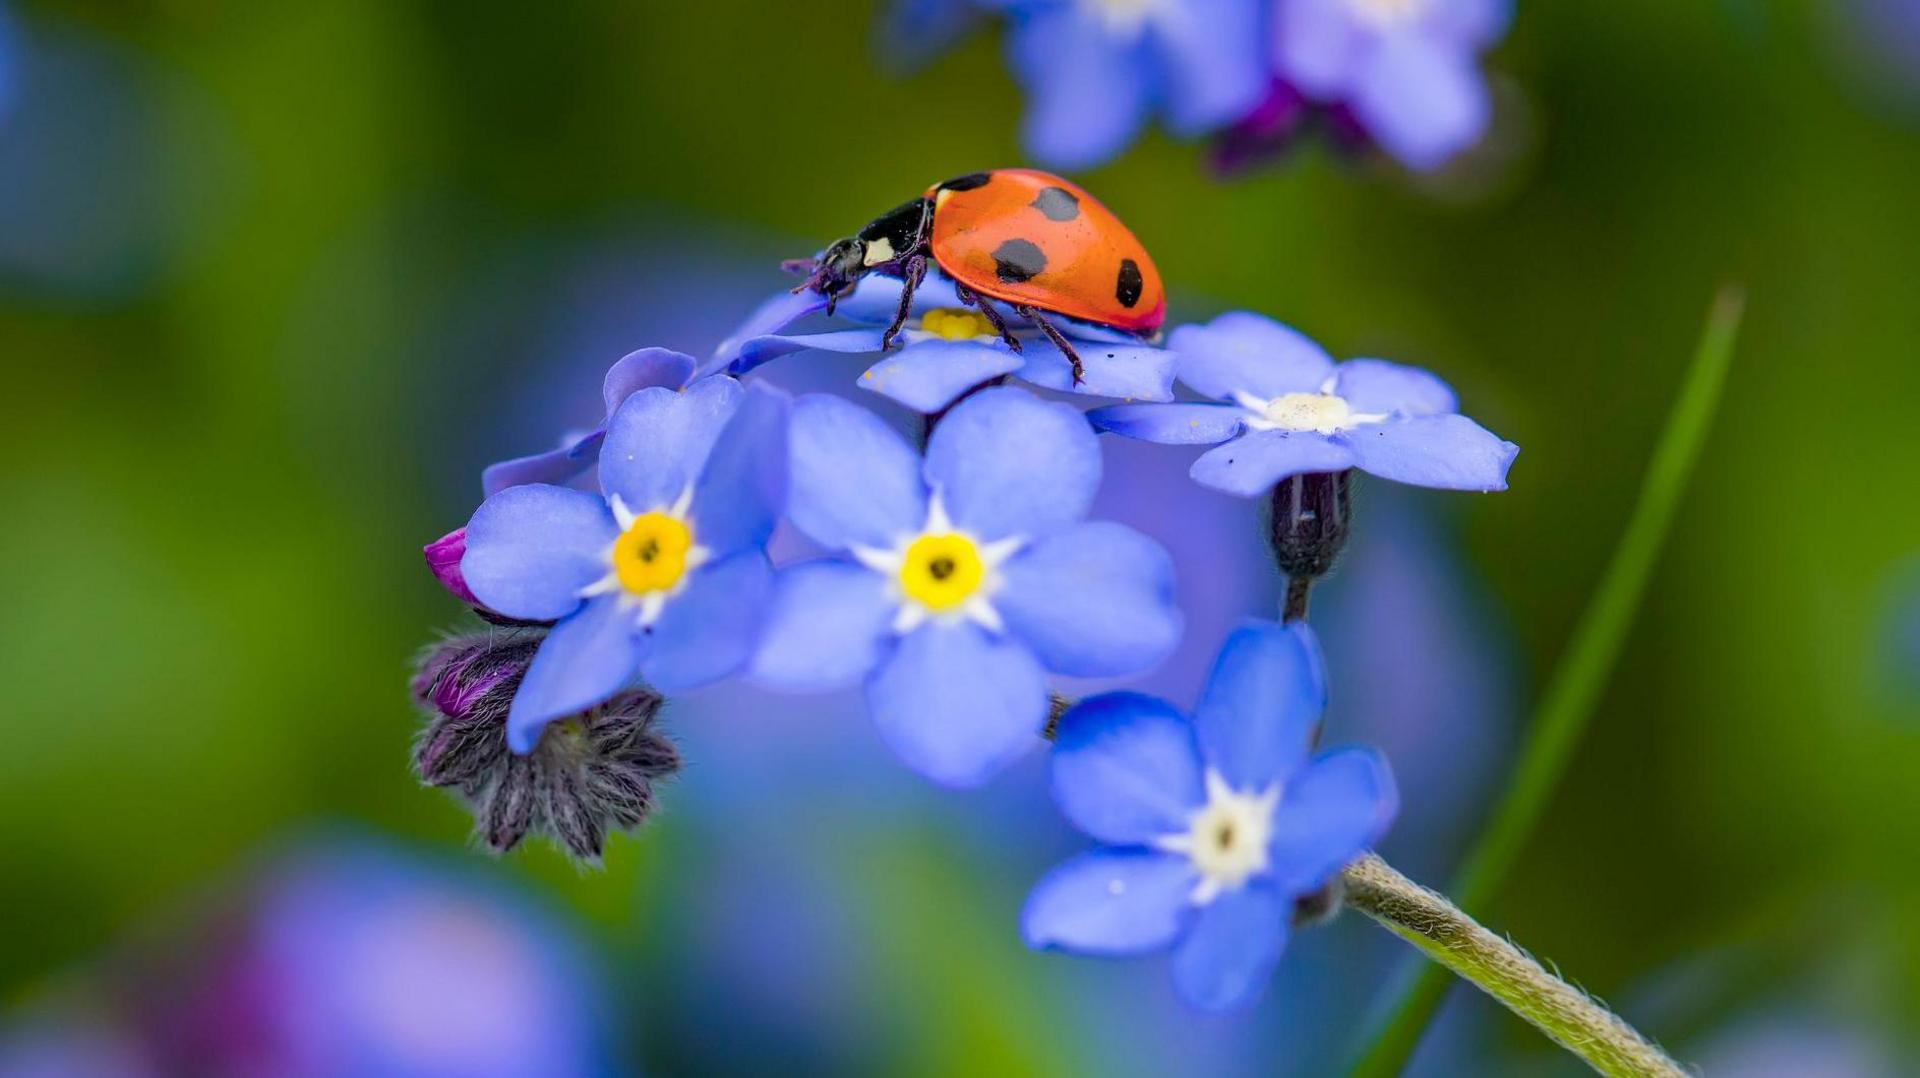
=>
[612,512,694,595]
[920,308,998,342]
[898,532,986,611]
[1264,392,1354,433]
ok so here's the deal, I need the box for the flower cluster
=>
[414,246,1515,1010]
[879,0,1511,173]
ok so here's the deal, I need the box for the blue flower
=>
[1273,0,1510,170]
[1089,311,1517,496]
[709,274,1176,413]
[481,347,694,496]
[461,375,788,751]
[749,386,1183,787]
[999,0,1269,169]
[1022,620,1397,1011]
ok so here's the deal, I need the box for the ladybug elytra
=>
[787,169,1166,383]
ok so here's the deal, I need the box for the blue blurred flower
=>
[1022,620,1396,1011]
[999,0,1269,169]
[1089,311,1516,496]
[461,376,788,749]
[709,275,1176,413]
[749,387,1182,787]
[481,347,693,496]
[1273,0,1510,170]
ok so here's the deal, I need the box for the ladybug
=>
[786,168,1166,383]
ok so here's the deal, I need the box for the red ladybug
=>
[788,169,1166,382]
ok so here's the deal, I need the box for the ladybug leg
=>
[1012,305,1084,385]
[955,285,1023,354]
[881,254,928,351]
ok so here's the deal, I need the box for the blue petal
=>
[1022,848,1197,956]
[1190,430,1357,497]
[1267,748,1399,892]
[689,382,789,555]
[1017,336,1177,402]
[1007,6,1152,170]
[1274,0,1363,96]
[1170,884,1287,1011]
[831,273,969,326]
[866,621,1047,787]
[641,551,774,694]
[507,595,645,753]
[1151,0,1268,135]
[480,430,606,498]
[1192,620,1326,790]
[724,327,893,378]
[1352,34,1490,171]
[600,377,744,513]
[602,347,696,415]
[858,339,1025,413]
[1339,414,1517,491]
[787,393,928,550]
[709,289,830,375]
[996,522,1182,677]
[1051,692,1205,844]
[1089,402,1244,445]
[1171,312,1337,402]
[748,559,897,692]
[462,485,618,621]
[924,386,1100,541]
[1333,357,1459,416]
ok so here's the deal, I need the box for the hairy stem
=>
[1341,854,1685,1077]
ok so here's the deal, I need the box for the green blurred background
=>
[2,1,1917,1073]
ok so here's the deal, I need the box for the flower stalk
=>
[1340,854,1684,1077]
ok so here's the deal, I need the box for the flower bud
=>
[1268,469,1353,583]
[422,528,481,607]
[411,629,678,862]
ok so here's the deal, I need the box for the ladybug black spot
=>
[939,172,992,192]
[992,238,1048,283]
[1031,186,1081,222]
[1116,259,1144,308]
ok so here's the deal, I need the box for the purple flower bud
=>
[411,630,679,862]
[423,527,481,607]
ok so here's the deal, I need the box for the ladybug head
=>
[783,236,869,303]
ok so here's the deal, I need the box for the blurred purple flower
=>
[1272,0,1510,170]
[168,840,616,1078]
[461,377,787,749]
[749,387,1182,788]
[875,0,985,74]
[480,347,693,496]
[1022,620,1397,1011]
[1090,311,1516,496]
[999,0,1270,169]
[709,275,1175,413]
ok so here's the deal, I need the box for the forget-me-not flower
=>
[1023,620,1397,1010]
[1090,311,1516,496]
[481,347,694,496]
[998,0,1270,169]
[710,274,1176,413]
[461,375,788,751]
[1273,0,1510,170]
[749,387,1183,787]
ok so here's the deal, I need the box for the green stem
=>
[1341,855,1685,1077]
[1354,287,1745,1074]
